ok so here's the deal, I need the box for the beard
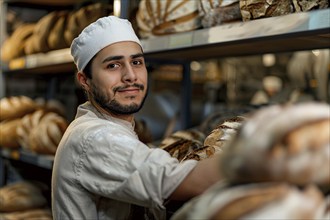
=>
[90,82,147,115]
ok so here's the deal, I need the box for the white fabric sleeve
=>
[77,127,198,210]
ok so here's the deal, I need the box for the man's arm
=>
[168,155,222,201]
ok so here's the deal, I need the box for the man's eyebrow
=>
[102,56,123,63]
[102,53,144,63]
[131,53,144,59]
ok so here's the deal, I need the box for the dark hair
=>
[82,58,93,79]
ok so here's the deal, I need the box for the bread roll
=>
[220,102,330,188]
[0,181,47,212]
[1,23,35,62]
[0,119,21,149]
[0,96,37,121]
[172,182,325,220]
[136,0,201,38]
[239,0,294,21]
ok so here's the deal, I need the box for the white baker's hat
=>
[71,16,142,72]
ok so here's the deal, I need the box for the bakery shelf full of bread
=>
[1,7,329,72]
[1,1,113,69]
[0,96,69,159]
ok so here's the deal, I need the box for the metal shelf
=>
[0,148,54,169]
[142,8,330,62]
[2,8,329,73]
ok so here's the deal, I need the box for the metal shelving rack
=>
[1,7,330,170]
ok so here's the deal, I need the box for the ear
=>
[77,71,90,92]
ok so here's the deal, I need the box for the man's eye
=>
[132,60,142,65]
[107,63,119,69]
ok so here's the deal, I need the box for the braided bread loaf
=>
[220,102,330,188]
[136,0,201,38]
[0,181,47,212]
[16,110,68,155]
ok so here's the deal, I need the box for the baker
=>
[51,16,222,220]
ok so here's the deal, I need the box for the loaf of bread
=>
[220,102,330,188]
[239,0,294,21]
[136,0,201,38]
[292,0,329,12]
[172,182,325,220]
[64,3,111,46]
[0,181,47,212]
[47,10,69,50]
[0,96,38,121]
[1,23,35,62]
[0,119,21,149]
[16,110,68,155]
[199,0,242,28]
[24,11,59,55]
[204,116,245,152]
[0,209,52,220]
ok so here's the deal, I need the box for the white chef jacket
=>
[51,101,197,220]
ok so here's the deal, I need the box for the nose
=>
[122,64,137,83]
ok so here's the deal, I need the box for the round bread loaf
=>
[136,0,201,38]
[239,0,294,21]
[1,23,35,62]
[0,181,47,212]
[0,96,37,121]
[199,0,242,28]
[171,182,326,220]
[220,102,330,188]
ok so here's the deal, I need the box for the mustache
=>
[113,83,145,93]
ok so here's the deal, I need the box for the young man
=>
[52,16,222,220]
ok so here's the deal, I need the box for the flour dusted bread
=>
[0,181,47,212]
[220,102,330,188]
[136,0,201,38]
[199,0,242,28]
[292,0,329,12]
[239,0,294,21]
[0,96,38,121]
[172,182,326,220]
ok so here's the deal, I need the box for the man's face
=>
[88,41,148,115]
